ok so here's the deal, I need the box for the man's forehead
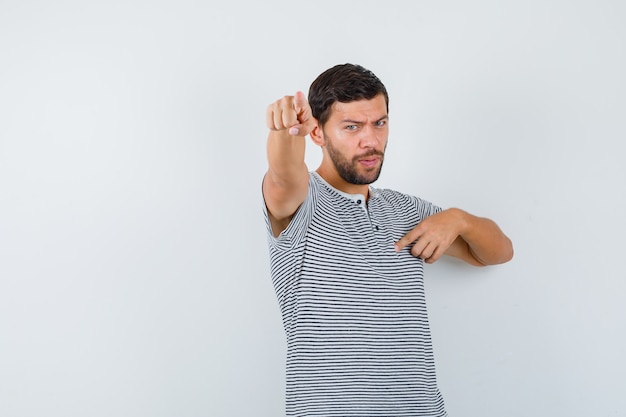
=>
[329,95,388,120]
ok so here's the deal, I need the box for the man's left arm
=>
[394,208,514,266]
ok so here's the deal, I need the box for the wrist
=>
[447,207,470,235]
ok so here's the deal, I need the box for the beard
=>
[324,135,385,185]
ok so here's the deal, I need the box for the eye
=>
[345,125,358,131]
[375,120,387,127]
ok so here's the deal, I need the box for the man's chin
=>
[352,170,382,185]
[363,166,382,183]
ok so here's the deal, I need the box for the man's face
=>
[321,94,389,185]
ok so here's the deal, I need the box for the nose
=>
[359,126,380,148]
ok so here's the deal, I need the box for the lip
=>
[359,157,380,167]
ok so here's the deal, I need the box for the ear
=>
[309,123,324,146]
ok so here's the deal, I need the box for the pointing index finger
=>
[394,229,419,252]
[293,91,308,113]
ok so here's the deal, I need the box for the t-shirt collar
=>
[312,171,378,209]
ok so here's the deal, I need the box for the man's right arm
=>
[263,91,316,237]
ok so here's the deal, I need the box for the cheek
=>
[379,129,389,144]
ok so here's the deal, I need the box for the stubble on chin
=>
[324,134,385,185]
[338,154,384,185]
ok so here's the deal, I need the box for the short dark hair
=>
[308,63,389,127]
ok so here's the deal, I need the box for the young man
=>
[262,63,513,416]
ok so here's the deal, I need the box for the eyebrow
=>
[340,115,389,124]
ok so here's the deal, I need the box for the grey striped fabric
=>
[264,172,447,417]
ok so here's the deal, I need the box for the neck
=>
[315,166,370,198]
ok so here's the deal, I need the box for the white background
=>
[1,1,625,416]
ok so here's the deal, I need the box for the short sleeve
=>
[262,173,318,251]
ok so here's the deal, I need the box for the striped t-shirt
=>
[264,172,447,417]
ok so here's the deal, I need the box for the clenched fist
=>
[266,91,317,137]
